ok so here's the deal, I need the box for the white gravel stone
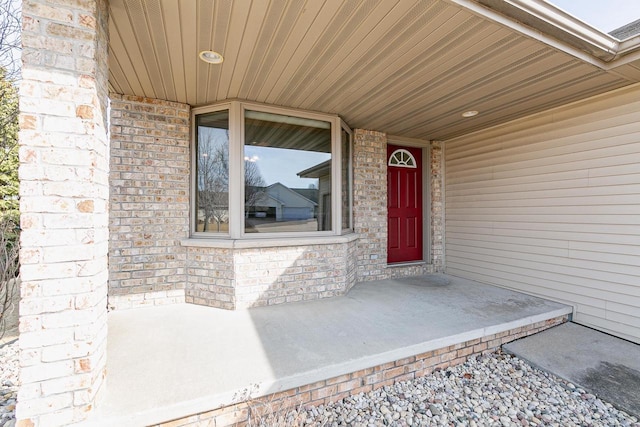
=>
[0,340,19,427]
[292,352,639,427]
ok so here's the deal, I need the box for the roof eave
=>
[450,0,640,65]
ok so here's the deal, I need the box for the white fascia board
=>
[507,0,618,53]
[446,0,640,70]
[619,34,640,55]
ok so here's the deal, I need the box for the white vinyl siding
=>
[444,84,640,344]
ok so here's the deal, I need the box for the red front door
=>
[387,144,423,263]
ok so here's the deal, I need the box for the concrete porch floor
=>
[85,274,572,426]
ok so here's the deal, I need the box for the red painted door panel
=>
[387,145,422,263]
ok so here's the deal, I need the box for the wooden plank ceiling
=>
[108,0,640,141]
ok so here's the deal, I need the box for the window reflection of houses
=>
[245,182,320,232]
[252,182,317,221]
[298,160,331,231]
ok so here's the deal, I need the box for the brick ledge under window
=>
[180,232,358,249]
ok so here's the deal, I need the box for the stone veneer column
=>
[18,0,109,425]
[430,141,445,272]
[352,129,388,282]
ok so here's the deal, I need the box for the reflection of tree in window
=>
[197,128,229,232]
[198,135,268,232]
[244,160,266,218]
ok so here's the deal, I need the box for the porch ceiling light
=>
[199,50,224,64]
[462,110,479,118]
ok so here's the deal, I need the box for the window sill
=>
[180,232,358,249]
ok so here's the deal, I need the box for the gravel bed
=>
[0,339,18,427]
[294,351,639,427]
[1,342,638,427]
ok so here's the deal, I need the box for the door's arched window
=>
[388,149,417,168]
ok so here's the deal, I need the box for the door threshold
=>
[386,261,427,268]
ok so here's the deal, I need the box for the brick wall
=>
[105,110,440,311]
[343,239,358,293]
[185,239,357,309]
[386,263,433,279]
[108,94,190,306]
[234,242,357,308]
[352,129,388,282]
[185,247,235,309]
[430,141,445,272]
[18,0,110,424]
[157,315,568,426]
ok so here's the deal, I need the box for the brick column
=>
[18,0,109,425]
[430,141,445,272]
[352,129,387,282]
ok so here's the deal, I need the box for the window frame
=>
[191,100,352,240]
[191,102,232,236]
[340,120,353,232]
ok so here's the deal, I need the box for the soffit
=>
[108,0,639,141]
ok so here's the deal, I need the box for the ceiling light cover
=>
[462,110,479,117]
[199,51,224,64]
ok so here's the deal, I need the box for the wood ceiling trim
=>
[336,15,489,123]
[122,0,162,99]
[162,0,186,104]
[239,1,306,102]
[108,46,129,95]
[387,50,570,134]
[262,0,366,105]
[179,0,197,105]
[278,0,391,106]
[253,0,327,103]
[195,0,215,105]
[208,1,233,104]
[217,2,255,102]
[108,14,146,96]
[315,5,464,113]
[235,0,290,101]
[307,0,450,111]
[345,24,512,125]
[280,0,408,108]
[144,0,175,101]
[226,1,272,99]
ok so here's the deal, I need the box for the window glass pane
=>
[244,110,332,233]
[341,127,352,230]
[196,110,229,233]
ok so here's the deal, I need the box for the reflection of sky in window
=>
[245,145,330,188]
[198,126,331,188]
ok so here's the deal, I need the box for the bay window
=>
[192,101,352,238]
